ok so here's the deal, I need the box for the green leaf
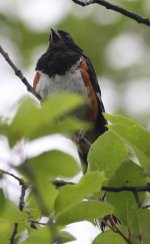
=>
[26,150,80,178]
[93,230,126,244]
[105,114,150,172]
[0,189,6,214]
[88,131,127,178]
[105,114,144,128]
[126,208,150,243]
[20,150,80,215]
[10,93,84,145]
[34,179,58,215]
[55,171,106,215]
[0,122,9,138]
[45,116,89,136]
[0,200,27,238]
[26,192,42,220]
[24,177,58,216]
[106,160,147,224]
[57,231,76,243]
[2,200,24,224]
[56,200,114,225]
[108,123,150,172]
[21,226,52,244]
[0,221,13,244]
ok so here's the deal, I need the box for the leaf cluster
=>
[0,93,150,243]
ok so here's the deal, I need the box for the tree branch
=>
[72,0,150,27]
[0,45,41,101]
[133,191,150,209]
[101,217,131,244]
[19,184,27,211]
[53,180,150,208]
[0,169,24,185]
[101,185,150,192]
[10,223,18,244]
[0,169,28,243]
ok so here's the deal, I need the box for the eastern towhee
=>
[33,28,107,172]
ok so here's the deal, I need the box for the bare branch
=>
[133,191,150,209]
[0,45,41,101]
[101,218,131,244]
[72,0,150,27]
[102,185,150,192]
[10,223,18,244]
[52,179,75,187]
[0,169,28,243]
[19,184,27,211]
[0,169,24,185]
[31,220,47,226]
[53,180,150,208]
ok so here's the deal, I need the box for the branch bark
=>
[101,185,150,192]
[72,0,150,27]
[0,169,27,243]
[10,223,18,244]
[0,45,41,101]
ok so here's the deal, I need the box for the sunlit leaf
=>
[9,93,84,145]
[57,231,76,243]
[56,200,113,225]
[128,209,150,244]
[0,221,13,244]
[93,230,126,244]
[0,199,27,238]
[105,114,144,128]
[55,171,106,215]
[88,131,127,177]
[26,150,80,178]
[21,226,52,244]
[108,122,150,172]
[0,189,6,214]
[26,192,42,220]
[106,160,147,224]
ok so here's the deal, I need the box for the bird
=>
[33,28,107,173]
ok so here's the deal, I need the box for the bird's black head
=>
[36,28,83,76]
[48,28,82,52]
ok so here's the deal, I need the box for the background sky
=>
[1,0,150,243]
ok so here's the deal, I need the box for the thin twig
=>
[102,185,150,192]
[102,185,150,208]
[72,0,150,27]
[114,224,132,244]
[0,169,28,243]
[133,191,150,209]
[0,169,24,185]
[10,223,18,244]
[53,180,150,193]
[19,184,27,211]
[101,218,131,244]
[0,45,41,101]
[53,180,150,208]
[0,169,27,210]
[52,179,75,187]
[31,220,47,226]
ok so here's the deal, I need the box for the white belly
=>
[36,65,88,100]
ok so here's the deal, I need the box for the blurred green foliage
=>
[0,94,150,243]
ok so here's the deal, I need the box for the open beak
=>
[50,28,61,43]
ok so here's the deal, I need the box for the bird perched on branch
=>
[33,28,107,172]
